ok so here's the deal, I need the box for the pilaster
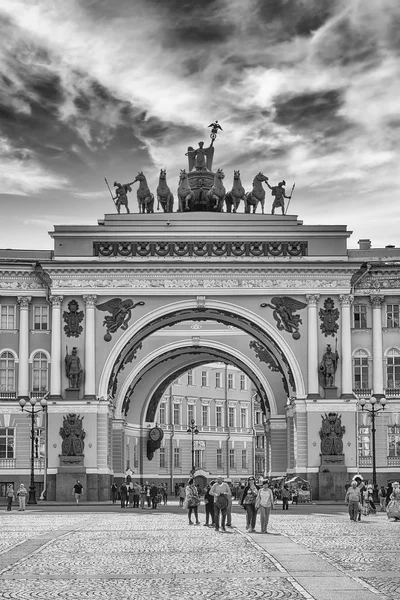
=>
[306,294,320,398]
[370,295,385,397]
[339,294,354,398]
[83,295,97,398]
[17,296,31,399]
[49,295,63,398]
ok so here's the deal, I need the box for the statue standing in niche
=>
[65,346,83,389]
[319,343,339,387]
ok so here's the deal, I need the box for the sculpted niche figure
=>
[319,344,339,388]
[65,346,83,389]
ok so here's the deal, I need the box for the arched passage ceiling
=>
[107,307,296,404]
[120,345,272,419]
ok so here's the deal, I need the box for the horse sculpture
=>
[244,172,269,214]
[177,169,195,212]
[206,168,226,212]
[225,170,245,213]
[156,169,174,213]
[133,172,154,214]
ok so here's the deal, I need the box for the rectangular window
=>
[173,447,180,468]
[353,305,367,329]
[216,448,223,469]
[194,449,203,469]
[159,447,166,468]
[229,448,235,469]
[228,407,235,428]
[388,425,400,457]
[33,305,49,330]
[387,304,400,328]
[215,372,222,388]
[0,428,15,459]
[0,352,16,393]
[255,454,265,474]
[202,405,209,427]
[187,404,194,425]
[241,449,247,469]
[227,373,234,389]
[353,357,369,389]
[240,408,247,429]
[240,374,246,391]
[358,426,371,457]
[133,444,138,469]
[216,406,222,427]
[256,435,265,449]
[173,404,180,425]
[201,371,208,387]
[255,411,261,425]
[187,370,193,386]
[159,403,166,425]
[0,305,16,329]
[387,355,400,388]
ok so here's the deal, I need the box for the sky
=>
[1,0,400,250]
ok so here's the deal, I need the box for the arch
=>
[29,348,51,363]
[114,339,277,420]
[0,348,19,362]
[352,348,371,358]
[98,299,305,399]
[384,347,400,357]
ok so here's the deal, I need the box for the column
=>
[306,294,320,398]
[339,294,354,398]
[83,295,97,398]
[370,295,384,397]
[49,295,63,398]
[17,296,31,399]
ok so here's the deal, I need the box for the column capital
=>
[369,295,384,308]
[83,295,98,307]
[49,295,63,307]
[17,296,31,309]
[306,294,320,306]
[339,294,354,306]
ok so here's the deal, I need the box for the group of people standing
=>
[5,483,28,511]
[112,481,168,509]
[345,477,400,522]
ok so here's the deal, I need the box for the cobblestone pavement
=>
[0,508,398,600]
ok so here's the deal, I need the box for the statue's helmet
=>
[279,180,286,186]
[114,182,121,187]
[198,141,204,147]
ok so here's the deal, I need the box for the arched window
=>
[32,352,48,393]
[0,352,16,393]
[353,349,369,391]
[386,348,400,389]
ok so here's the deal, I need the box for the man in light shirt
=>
[210,476,232,532]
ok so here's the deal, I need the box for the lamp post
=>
[19,393,49,504]
[187,418,199,475]
[359,395,387,495]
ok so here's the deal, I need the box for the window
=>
[353,350,369,390]
[215,372,222,388]
[187,370,193,386]
[173,404,181,425]
[240,408,247,429]
[358,426,370,457]
[256,435,265,449]
[241,449,247,469]
[202,405,209,427]
[228,407,235,428]
[387,304,400,328]
[34,428,45,459]
[32,352,48,393]
[0,352,16,393]
[255,411,261,425]
[159,403,166,425]
[133,444,138,469]
[255,454,265,474]
[159,447,166,468]
[33,305,49,330]
[201,371,208,387]
[229,448,235,468]
[216,448,222,469]
[227,373,234,389]
[0,305,16,329]
[187,404,194,425]
[386,348,400,388]
[353,305,367,329]
[216,406,222,427]
[0,428,15,458]
[194,449,203,469]
[240,374,246,391]
[173,447,180,468]
[388,425,400,457]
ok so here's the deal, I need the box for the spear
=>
[284,183,295,215]
[104,178,116,206]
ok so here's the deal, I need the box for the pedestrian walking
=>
[140,484,146,509]
[128,482,134,508]
[6,484,14,511]
[162,483,168,505]
[255,479,275,533]
[203,481,215,527]
[387,481,400,521]
[210,476,230,532]
[16,483,28,511]
[240,476,259,532]
[185,478,200,525]
[72,480,83,504]
[145,481,151,508]
[378,485,387,512]
[352,475,364,521]
[281,485,290,510]
[119,481,128,508]
[111,482,118,504]
[345,481,361,522]
[150,482,159,509]
[132,482,141,508]
[179,483,186,507]
[225,481,233,527]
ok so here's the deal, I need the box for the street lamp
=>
[19,393,49,504]
[359,395,387,494]
[186,418,199,475]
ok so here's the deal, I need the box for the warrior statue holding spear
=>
[104,178,135,214]
[265,179,295,215]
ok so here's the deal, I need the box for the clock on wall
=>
[148,426,163,442]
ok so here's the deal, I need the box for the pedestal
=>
[65,388,80,400]
[318,458,347,501]
[323,386,338,399]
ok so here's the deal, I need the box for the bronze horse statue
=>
[206,168,226,212]
[133,172,154,214]
[225,170,245,213]
[244,172,269,214]
[156,169,174,213]
[177,169,195,212]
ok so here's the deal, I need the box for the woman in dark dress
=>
[240,476,259,533]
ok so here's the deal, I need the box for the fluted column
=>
[339,295,354,398]
[50,295,63,398]
[83,295,97,398]
[17,296,31,398]
[370,295,384,397]
[306,294,320,398]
